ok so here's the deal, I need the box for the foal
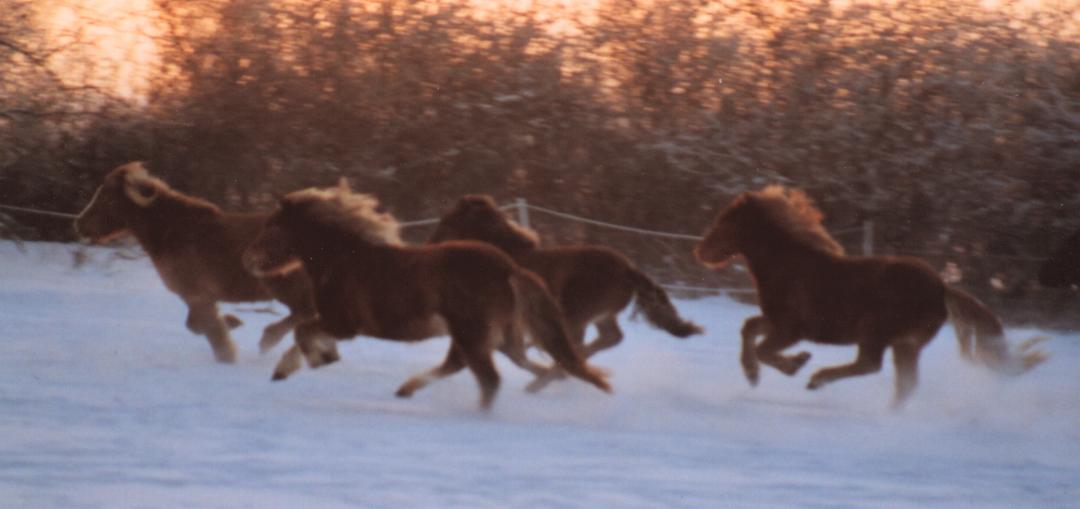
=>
[695,185,1047,407]
[429,195,702,392]
[74,162,315,363]
[243,186,611,409]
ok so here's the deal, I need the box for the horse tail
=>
[627,267,703,338]
[510,270,612,394]
[944,286,1048,374]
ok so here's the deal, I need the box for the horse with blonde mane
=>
[74,162,315,363]
[695,185,1047,407]
[242,185,612,410]
[429,194,702,392]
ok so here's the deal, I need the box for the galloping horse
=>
[242,185,611,410]
[74,162,316,363]
[1039,229,1080,289]
[429,195,702,392]
[695,185,1047,407]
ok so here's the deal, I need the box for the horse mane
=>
[285,187,403,246]
[748,185,845,256]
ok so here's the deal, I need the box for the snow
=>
[1,241,1078,508]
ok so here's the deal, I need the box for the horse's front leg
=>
[739,316,765,385]
[185,301,238,364]
[751,322,812,382]
[294,320,341,369]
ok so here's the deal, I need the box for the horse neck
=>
[296,230,398,281]
[739,233,836,289]
[127,192,219,256]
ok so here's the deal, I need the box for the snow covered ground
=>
[1,240,1078,508]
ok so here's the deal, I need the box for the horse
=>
[694,185,1047,407]
[241,185,612,410]
[74,162,316,363]
[1039,229,1080,289]
[428,194,703,392]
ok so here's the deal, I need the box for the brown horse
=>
[695,185,1047,407]
[1039,229,1080,289]
[74,162,316,363]
[429,194,703,392]
[241,185,611,410]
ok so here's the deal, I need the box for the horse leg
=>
[754,327,812,379]
[259,313,302,354]
[294,320,340,369]
[271,344,304,381]
[891,342,922,409]
[258,272,318,354]
[525,321,587,394]
[806,341,886,391]
[448,320,501,410]
[740,316,765,386]
[584,315,624,357]
[186,301,237,364]
[396,344,467,398]
[497,324,551,378]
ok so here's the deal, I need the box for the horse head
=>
[429,194,539,252]
[695,193,755,268]
[74,161,164,243]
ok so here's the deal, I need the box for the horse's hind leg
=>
[807,341,886,391]
[525,321,587,394]
[186,301,237,364]
[396,344,467,398]
[584,315,624,358]
[891,342,922,409]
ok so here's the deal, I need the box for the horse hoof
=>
[525,379,548,394]
[271,372,288,381]
[320,350,341,366]
[806,378,824,390]
[395,388,413,399]
[792,351,812,372]
[223,314,243,330]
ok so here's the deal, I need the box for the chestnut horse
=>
[74,162,315,363]
[429,194,703,392]
[695,185,1047,407]
[1039,229,1080,289]
[242,186,611,410]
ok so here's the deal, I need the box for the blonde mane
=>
[750,185,845,256]
[285,187,403,246]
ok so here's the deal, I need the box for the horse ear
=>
[123,163,160,207]
[337,177,351,194]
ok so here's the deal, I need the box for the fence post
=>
[515,198,530,228]
[862,220,874,256]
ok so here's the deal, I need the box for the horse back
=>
[761,254,947,344]
[517,246,636,321]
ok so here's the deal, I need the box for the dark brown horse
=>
[429,195,703,392]
[74,162,315,363]
[1039,229,1080,289]
[242,186,611,410]
[695,185,1047,407]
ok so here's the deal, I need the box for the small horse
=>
[429,194,703,392]
[1039,229,1080,289]
[74,162,316,363]
[241,185,612,410]
[695,185,1047,407]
